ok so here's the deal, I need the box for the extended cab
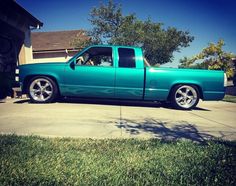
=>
[19,45,226,109]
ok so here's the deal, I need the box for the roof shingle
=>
[31,30,88,51]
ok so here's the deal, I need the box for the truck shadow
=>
[115,118,230,144]
[13,97,211,111]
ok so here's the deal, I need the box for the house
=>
[0,0,43,99]
[30,30,88,63]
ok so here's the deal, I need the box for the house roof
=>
[0,0,43,28]
[31,30,88,51]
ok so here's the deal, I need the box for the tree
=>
[179,40,235,78]
[74,0,194,66]
[69,30,91,49]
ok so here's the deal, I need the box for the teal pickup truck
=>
[19,45,226,109]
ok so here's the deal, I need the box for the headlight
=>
[224,73,227,87]
[15,68,19,82]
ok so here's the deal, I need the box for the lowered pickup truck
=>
[19,45,226,109]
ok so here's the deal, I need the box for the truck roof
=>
[89,44,141,49]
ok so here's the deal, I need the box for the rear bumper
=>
[202,90,225,100]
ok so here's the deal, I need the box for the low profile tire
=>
[170,85,200,110]
[27,76,58,103]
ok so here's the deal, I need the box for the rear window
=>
[118,48,136,68]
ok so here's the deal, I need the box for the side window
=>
[75,47,113,67]
[118,48,136,68]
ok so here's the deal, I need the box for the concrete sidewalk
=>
[0,98,235,141]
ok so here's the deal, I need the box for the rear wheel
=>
[170,85,200,110]
[28,76,58,103]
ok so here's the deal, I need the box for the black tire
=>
[170,84,200,110]
[27,76,58,103]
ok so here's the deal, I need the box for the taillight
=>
[224,73,227,87]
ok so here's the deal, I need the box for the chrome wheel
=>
[29,78,53,102]
[174,85,198,109]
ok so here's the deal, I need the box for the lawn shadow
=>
[116,118,217,144]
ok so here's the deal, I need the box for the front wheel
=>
[170,85,200,110]
[28,76,58,103]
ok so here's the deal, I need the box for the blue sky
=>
[17,0,236,67]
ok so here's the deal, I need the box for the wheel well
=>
[167,83,203,100]
[22,75,60,95]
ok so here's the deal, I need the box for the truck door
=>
[115,47,144,100]
[63,46,115,98]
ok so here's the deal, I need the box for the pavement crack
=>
[189,112,236,131]
[119,105,123,137]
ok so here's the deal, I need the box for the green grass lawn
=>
[223,95,236,103]
[0,135,235,185]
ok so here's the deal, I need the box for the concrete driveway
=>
[0,97,235,142]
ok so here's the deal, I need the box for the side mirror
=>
[70,61,75,70]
